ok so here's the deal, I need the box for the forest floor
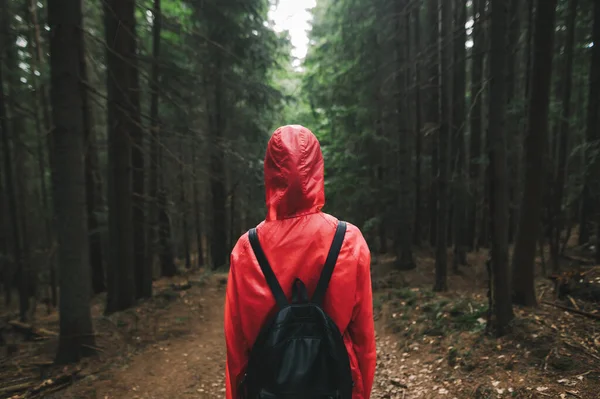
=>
[1,248,600,399]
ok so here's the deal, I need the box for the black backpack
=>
[238,221,354,399]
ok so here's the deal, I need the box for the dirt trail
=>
[56,273,437,399]
[72,281,226,398]
[32,260,600,399]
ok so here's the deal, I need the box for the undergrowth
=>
[378,287,489,338]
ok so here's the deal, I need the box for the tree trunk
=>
[469,0,485,251]
[0,157,7,305]
[394,0,415,270]
[146,0,163,284]
[434,0,450,291]
[551,0,578,271]
[104,0,136,313]
[427,0,440,249]
[507,0,521,244]
[452,0,468,271]
[511,0,557,307]
[128,9,146,300]
[0,8,21,312]
[229,185,236,257]
[0,143,6,304]
[579,0,600,250]
[158,186,176,276]
[1,0,30,321]
[26,0,54,305]
[488,0,514,333]
[28,0,52,131]
[179,140,191,269]
[413,3,422,246]
[378,173,388,253]
[210,54,227,270]
[80,40,105,295]
[47,0,96,363]
[524,0,534,102]
[193,139,204,268]
[586,0,600,263]
[155,54,175,279]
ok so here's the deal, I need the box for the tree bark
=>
[26,1,54,304]
[0,2,21,312]
[524,0,534,102]
[488,0,514,333]
[28,0,52,132]
[148,0,160,273]
[1,0,30,321]
[551,0,578,271]
[586,0,600,263]
[427,0,440,249]
[413,4,423,246]
[210,53,227,270]
[158,186,176,276]
[580,0,600,252]
[507,0,521,244]
[434,0,450,291]
[128,6,146,300]
[47,0,96,363]
[179,139,191,269]
[394,0,415,270]
[80,39,105,295]
[104,0,136,313]
[192,138,204,268]
[511,0,558,307]
[469,0,485,251]
[452,0,468,271]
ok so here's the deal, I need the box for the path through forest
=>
[58,274,436,399]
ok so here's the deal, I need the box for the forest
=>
[0,0,599,397]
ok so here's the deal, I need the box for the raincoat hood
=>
[264,125,325,221]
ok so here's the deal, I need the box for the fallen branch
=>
[560,254,595,266]
[0,371,82,398]
[538,287,547,303]
[0,381,34,397]
[567,295,580,310]
[25,371,80,397]
[565,391,583,399]
[28,382,71,398]
[8,320,58,340]
[582,266,600,276]
[574,370,595,378]
[563,341,600,363]
[541,301,600,321]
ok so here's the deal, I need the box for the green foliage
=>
[383,287,489,339]
[300,0,395,229]
[136,0,291,230]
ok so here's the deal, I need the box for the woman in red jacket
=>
[224,125,376,399]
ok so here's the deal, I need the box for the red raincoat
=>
[224,125,376,399]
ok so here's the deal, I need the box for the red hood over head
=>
[264,125,325,221]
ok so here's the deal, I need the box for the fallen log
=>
[0,381,34,397]
[560,254,596,266]
[28,382,71,398]
[26,371,80,397]
[8,321,57,340]
[541,301,600,321]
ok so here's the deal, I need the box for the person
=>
[224,125,376,399]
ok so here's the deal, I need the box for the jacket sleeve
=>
[225,240,248,399]
[348,235,376,398]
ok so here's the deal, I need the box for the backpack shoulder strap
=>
[312,221,347,306]
[248,228,289,309]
